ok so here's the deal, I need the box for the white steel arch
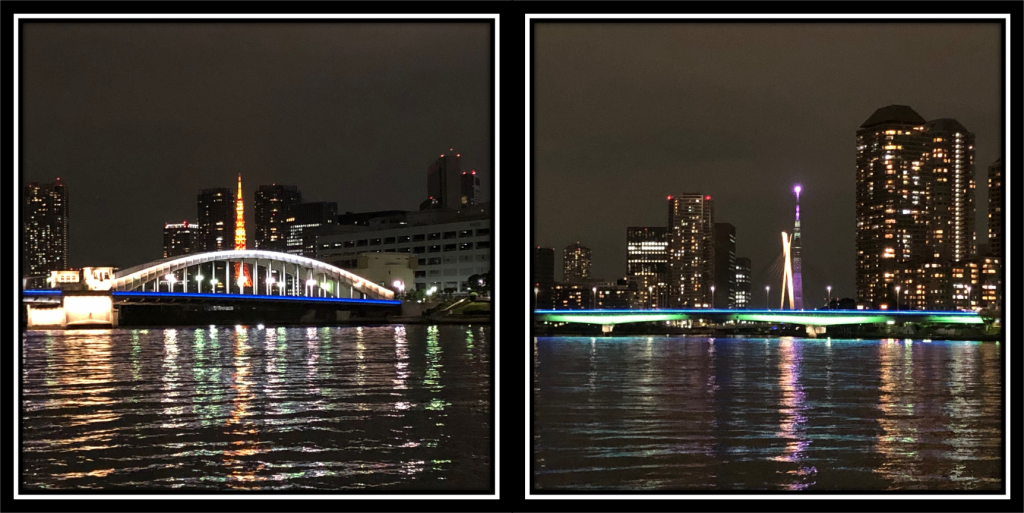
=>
[111,250,394,300]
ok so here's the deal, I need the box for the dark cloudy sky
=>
[533,22,1002,305]
[22,22,491,269]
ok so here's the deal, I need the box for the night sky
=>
[22,22,491,269]
[533,22,1002,305]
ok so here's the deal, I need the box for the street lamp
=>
[894,285,901,312]
[765,285,770,310]
[826,285,832,310]
[238,278,247,294]
[965,284,972,311]
[306,278,317,296]
[196,274,204,294]
[393,280,405,299]
[592,286,597,310]
[210,278,219,294]
[265,276,276,296]
[534,286,539,308]
[164,274,177,292]
[710,285,715,309]
[648,285,654,310]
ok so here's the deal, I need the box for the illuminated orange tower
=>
[234,172,251,289]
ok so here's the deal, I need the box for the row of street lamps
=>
[162,272,322,295]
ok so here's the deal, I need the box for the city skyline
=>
[21,22,492,269]
[533,22,1002,304]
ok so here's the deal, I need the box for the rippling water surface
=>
[533,336,1002,491]
[23,325,490,491]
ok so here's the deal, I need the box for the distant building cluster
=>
[531,105,1003,313]
[533,209,748,311]
[23,150,489,298]
[855,105,1001,311]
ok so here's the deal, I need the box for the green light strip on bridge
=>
[537,312,984,326]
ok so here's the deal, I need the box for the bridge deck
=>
[534,308,984,326]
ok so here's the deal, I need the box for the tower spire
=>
[234,172,246,250]
[233,172,251,290]
[791,184,804,309]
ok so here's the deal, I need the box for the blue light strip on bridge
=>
[114,290,400,305]
[22,290,62,295]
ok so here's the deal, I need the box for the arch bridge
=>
[111,250,394,300]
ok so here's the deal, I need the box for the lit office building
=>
[317,208,490,293]
[626,227,669,308]
[988,157,1002,259]
[254,184,302,251]
[735,257,752,309]
[196,187,234,252]
[24,179,69,277]
[284,201,338,257]
[563,242,591,283]
[668,194,715,307]
[163,221,196,258]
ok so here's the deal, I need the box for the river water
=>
[22,325,491,491]
[533,336,1002,491]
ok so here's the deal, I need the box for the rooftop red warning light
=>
[471,170,476,175]
[705,195,711,200]
[667,195,673,200]
[456,153,460,157]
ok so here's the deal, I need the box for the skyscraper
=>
[562,242,591,283]
[668,194,714,307]
[786,185,804,310]
[855,105,931,306]
[626,227,669,308]
[988,157,1002,259]
[24,179,69,277]
[285,201,338,257]
[734,257,752,309]
[196,187,234,252]
[461,169,481,207]
[254,184,302,251]
[925,118,976,261]
[163,221,196,258]
[426,149,464,210]
[532,247,555,309]
[856,105,983,309]
[712,222,736,309]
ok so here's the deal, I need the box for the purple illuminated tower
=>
[791,185,804,309]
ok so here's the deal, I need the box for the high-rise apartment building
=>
[24,179,69,277]
[988,157,1002,259]
[856,105,983,309]
[925,118,976,261]
[254,184,302,251]
[713,223,736,309]
[626,227,670,308]
[163,221,196,258]
[562,242,591,283]
[533,247,555,308]
[668,194,715,307]
[196,187,234,252]
[735,257,752,309]
[855,105,932,307]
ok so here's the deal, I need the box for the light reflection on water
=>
[534,336,1001,491]
[22,325,490,490]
